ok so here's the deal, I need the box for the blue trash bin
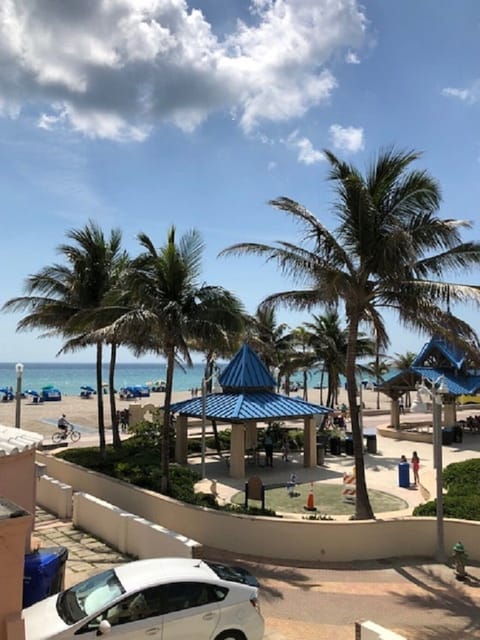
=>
[398,462,410,488]
[23,546,68,608]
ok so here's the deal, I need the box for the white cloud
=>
[442,81,480,104]
[329,123,364,153]
[0,0,367,141]
[286,130,324,165]
[345,50,360,64]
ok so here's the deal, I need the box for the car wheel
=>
[214,631,246,640]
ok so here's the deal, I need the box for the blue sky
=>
[1,0,480,364]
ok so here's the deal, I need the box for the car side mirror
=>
[97,620,111,636]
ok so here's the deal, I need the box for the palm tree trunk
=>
[303,369,308,401]
[109,342,121,450]
[161,345,175,494]
[345,311,374,520]
[375,346,381,410]
[96,341,106,457]
[320,368,325,404]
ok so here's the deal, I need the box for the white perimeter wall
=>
[36,451,480,564]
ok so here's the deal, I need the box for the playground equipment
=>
[342,468,356,504]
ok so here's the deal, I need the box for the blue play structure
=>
[41,385,62,401]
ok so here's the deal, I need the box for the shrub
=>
[413,458,480,521]
[413,495,480,521]
[56,442,200,503]
[187,439,203,454]
[221,503,280,517]
[205,429,231,451]
[443,458,480,496]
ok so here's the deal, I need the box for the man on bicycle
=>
[57,414,71,438]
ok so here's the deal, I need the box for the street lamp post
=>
[201,376,208,479]
[15,362,24,429]
[416,375,448,562]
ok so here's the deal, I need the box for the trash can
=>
[23,546,68,608]
[453,425,463,443]
[442,428,454,446]
[329,436,341,456]
[345,437,354,456]
[317,444,325,465]
[366,434,377,454]
[398,462,410,488]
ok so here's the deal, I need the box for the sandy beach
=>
[1,385,392,437]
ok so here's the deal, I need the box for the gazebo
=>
[378,335,480,427]
[170,343,332,478]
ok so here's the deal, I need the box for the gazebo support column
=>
[444,400,456,426]
[175,414,188,464]
[230,424,246,478]
[303,417,316,468]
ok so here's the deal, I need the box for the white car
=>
[23,557,264,640]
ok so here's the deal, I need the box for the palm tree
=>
[130,226,245,493]
[364,355,392,409]
[304,311,374,409]
[247,306,294,391]
[3,221,123,456]
[221,147,480,519]
[291,326,316,400]
[392,351,417,408]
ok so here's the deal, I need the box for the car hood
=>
[23,596,70,640]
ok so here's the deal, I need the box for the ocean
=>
[0,362,208,397]
[0,361,376,398]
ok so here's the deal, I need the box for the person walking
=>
[411,451,420,486]
[264,428,274,467]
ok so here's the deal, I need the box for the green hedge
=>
[413,458,480,521]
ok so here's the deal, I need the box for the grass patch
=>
[232,482,409,516]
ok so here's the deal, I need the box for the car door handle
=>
[202,613,215,620]
[145,627,161,635]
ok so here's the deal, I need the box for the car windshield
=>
[56,569,125,625]
[205,562,259,587]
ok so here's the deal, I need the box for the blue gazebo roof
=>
[169,343,331,421]
[412,336,466,370]
[378,333,480,398]
[411,367,480,396]
[170,391,331,422]
[219,343,276,391]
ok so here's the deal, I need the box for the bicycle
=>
[52,427,81,444]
